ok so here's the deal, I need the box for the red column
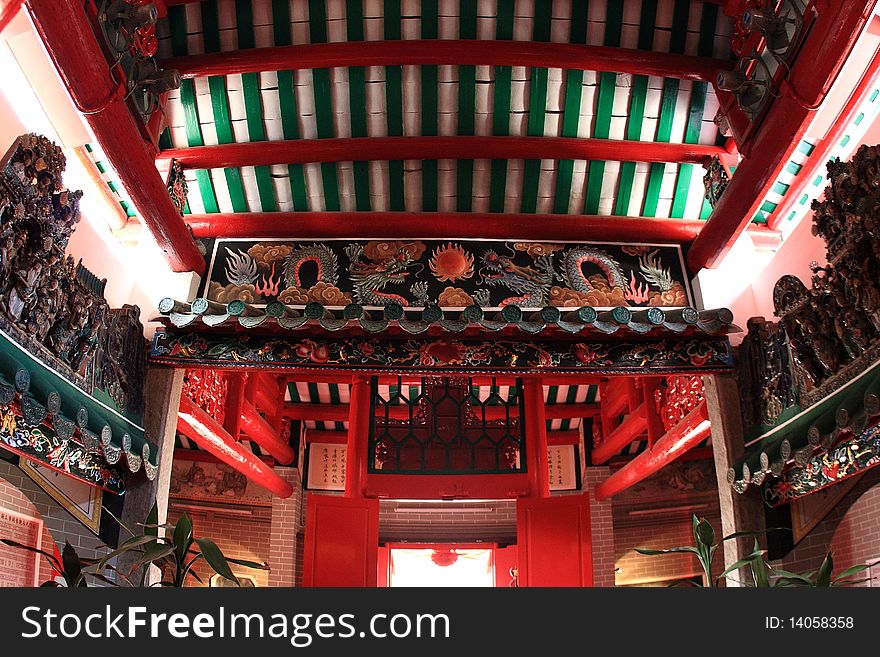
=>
[222,373,245,440]
[345,376,371,498]
[523,377,550,498]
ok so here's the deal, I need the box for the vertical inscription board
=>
[548,445,578,491]
[307,444,347,491]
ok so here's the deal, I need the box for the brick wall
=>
[166,504,272,587]
[0,460,108,561]
[379,500,517,543]
[830,482,880,572]
[614,512,721,586]
[0,474,55,586]
[269,468,303,587]
[583,467,615,587]
[776,468,880,576]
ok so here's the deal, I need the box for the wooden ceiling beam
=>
[688,0,877,271]
[27,0,205,274]
[185,210,707,243]
[162,39,728,82]
[159,136,727,169]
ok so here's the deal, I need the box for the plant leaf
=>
[40,581,60,587]
[96,535,159,570]
[172,513,194,561]
[62,542,83,586]
[833,563,871,581]
[695,518,715,548]
[816,553,834,587]
[635,546,699,556]
[89,573,119,587]
[832,577,872,587]
[1,539,62,572]
[144,503,159,539]
[125,544,176,576]
[227,557,270,570]
[716,548,765,583]
[102,507,138,538]
[770,568,815,585]
[104,563,135,587]
[195,538,238,584]
[720,527,787,543]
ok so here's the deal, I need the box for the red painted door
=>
[516,493,593,587]
[377,546,390,587]
[302,494,379,587]
[494,546,518,588]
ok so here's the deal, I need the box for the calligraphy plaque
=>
[0,508,42,587]
[548,445,578,491]
[306,444,347,491]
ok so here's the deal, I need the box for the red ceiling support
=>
[279,373,602,386]
[687,0,877,271]
[247,372,280,415]
[26,0,204,274]
[222,372,245,440]
[345,376,371,498]
[594,401,711,501]
[186,211,707,244]
[767,43,880,231]
[163,39,727,82]
[283,402,597,422]
[305,428,582,446]
[177,396,293,498]
[0,0,24,34]
[159,136,727,169]
[591,403,649,465]
[239,400,296,465]
[523,377,550,498]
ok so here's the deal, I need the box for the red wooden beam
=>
[687,0,876,271]
[177,396,293,498]
[222,372,245,440]
[160,136,726,169]
[306,428,581,446]
[27,0,204,274]
[282,402,598,421]
[279,373,602,386]
[591,403,649,465]
[767,43,880,231]
[247,372,281,415]
[186,211,707,244]
[594,402,711,500]
[239,400,296,464]
[0,0,24,34]
[163,40,727,82]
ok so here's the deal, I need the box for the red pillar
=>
[345,376,371,498]
[523,377,550,498]
[222,373,245,440]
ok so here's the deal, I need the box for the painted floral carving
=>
[153,331,734,374]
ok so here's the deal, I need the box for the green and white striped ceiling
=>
[286,379,598,434]
[156,0,732,222]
